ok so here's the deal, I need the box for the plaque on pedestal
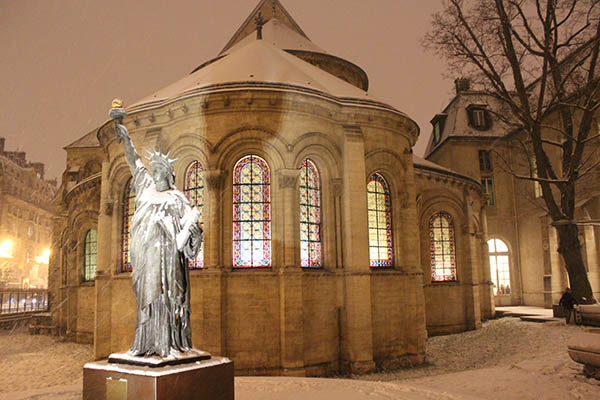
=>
[83,357,234,400]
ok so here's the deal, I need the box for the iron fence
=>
[0,289,48,314]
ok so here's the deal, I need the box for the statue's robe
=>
[129,163,202,357]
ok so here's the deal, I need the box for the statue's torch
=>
[109,98,127,143]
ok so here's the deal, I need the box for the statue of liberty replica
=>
[109,100,206,362]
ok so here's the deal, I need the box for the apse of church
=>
[49,0,492,375]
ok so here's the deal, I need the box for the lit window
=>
[122,178,135,272]
[83,229,97,281]
[488,238,510,295]
[184,160,204,269]
[367,173,393,267]
[299,159,321,267]
[232,155,271,267]
[429,211,456,281]
[434,123,441,144]
[430,114,446,145]
[481,178,495,206]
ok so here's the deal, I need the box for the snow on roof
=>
[220,0,309,54]
[64,129,100,149]
[223,18,327,56]
[413,154,480,186]
[128,39,400,114]
[425,92,511,158]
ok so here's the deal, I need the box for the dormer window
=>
[466,104,491,130]
[473,109,485,127]
[430,113,447,145]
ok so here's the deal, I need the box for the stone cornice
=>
[64,172,102,204]
[97,88,419,151]
[414,164,482,194]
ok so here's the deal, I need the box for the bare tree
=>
[425,0,600,304]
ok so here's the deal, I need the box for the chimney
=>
[454,77,471,93]
[16,152,26,164]
[31,162,45,179]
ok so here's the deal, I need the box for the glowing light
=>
[0,240,13,258]
[35,248,51,264]
[111,98,123,108]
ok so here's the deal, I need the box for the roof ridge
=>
[220,0,309,55]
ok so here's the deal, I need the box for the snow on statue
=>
[109,100,204,358]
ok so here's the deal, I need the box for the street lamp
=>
[0,240,13,258]
[34,248,50,264]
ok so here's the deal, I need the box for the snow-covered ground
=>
[1,318,600,399]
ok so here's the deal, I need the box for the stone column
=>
[462,187,482,330]
[200,169,227,355]
[331,178,343,269]
[400,151,427,359]
[399,149,421,271]
[339,126,375,374]
[277,168,305,376]
[479,205,494,318]
[94,160,113,359]
[204,170,224,270]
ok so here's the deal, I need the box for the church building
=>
[49,0,492,375]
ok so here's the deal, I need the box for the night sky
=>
[1,0,453,180]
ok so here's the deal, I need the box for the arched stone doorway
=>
[488,238,512,305]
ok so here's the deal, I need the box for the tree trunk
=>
[556,223,595,304]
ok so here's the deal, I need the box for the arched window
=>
[122,178,135,272]
[299,159,321,267]
[232,155,271,267]
[488,238,510,295]
[367,173,392,267]
[83,229,97,281]
[429,211,456,281]
[184,160,204,269]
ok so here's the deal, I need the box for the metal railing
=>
[0,289,48,314]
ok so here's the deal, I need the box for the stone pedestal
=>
[83,357,234,400]
[108,348,210,367]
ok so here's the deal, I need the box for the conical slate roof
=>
[220,0,309,54]
[128,39,401,115]
[223,18,327,56]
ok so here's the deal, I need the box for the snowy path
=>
[2,318,600,399]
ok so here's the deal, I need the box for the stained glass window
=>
[299,159,321,267]
[488,238,510,295]
[429,211,456,281]
[122,178,135,272]
[83,229,97,281]
[367,173,392,267]
[232,155,271,267]
[184,160,204,269]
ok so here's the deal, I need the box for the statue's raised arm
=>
[109,99,140,175]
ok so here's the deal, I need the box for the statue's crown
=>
[145,148,177,175]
